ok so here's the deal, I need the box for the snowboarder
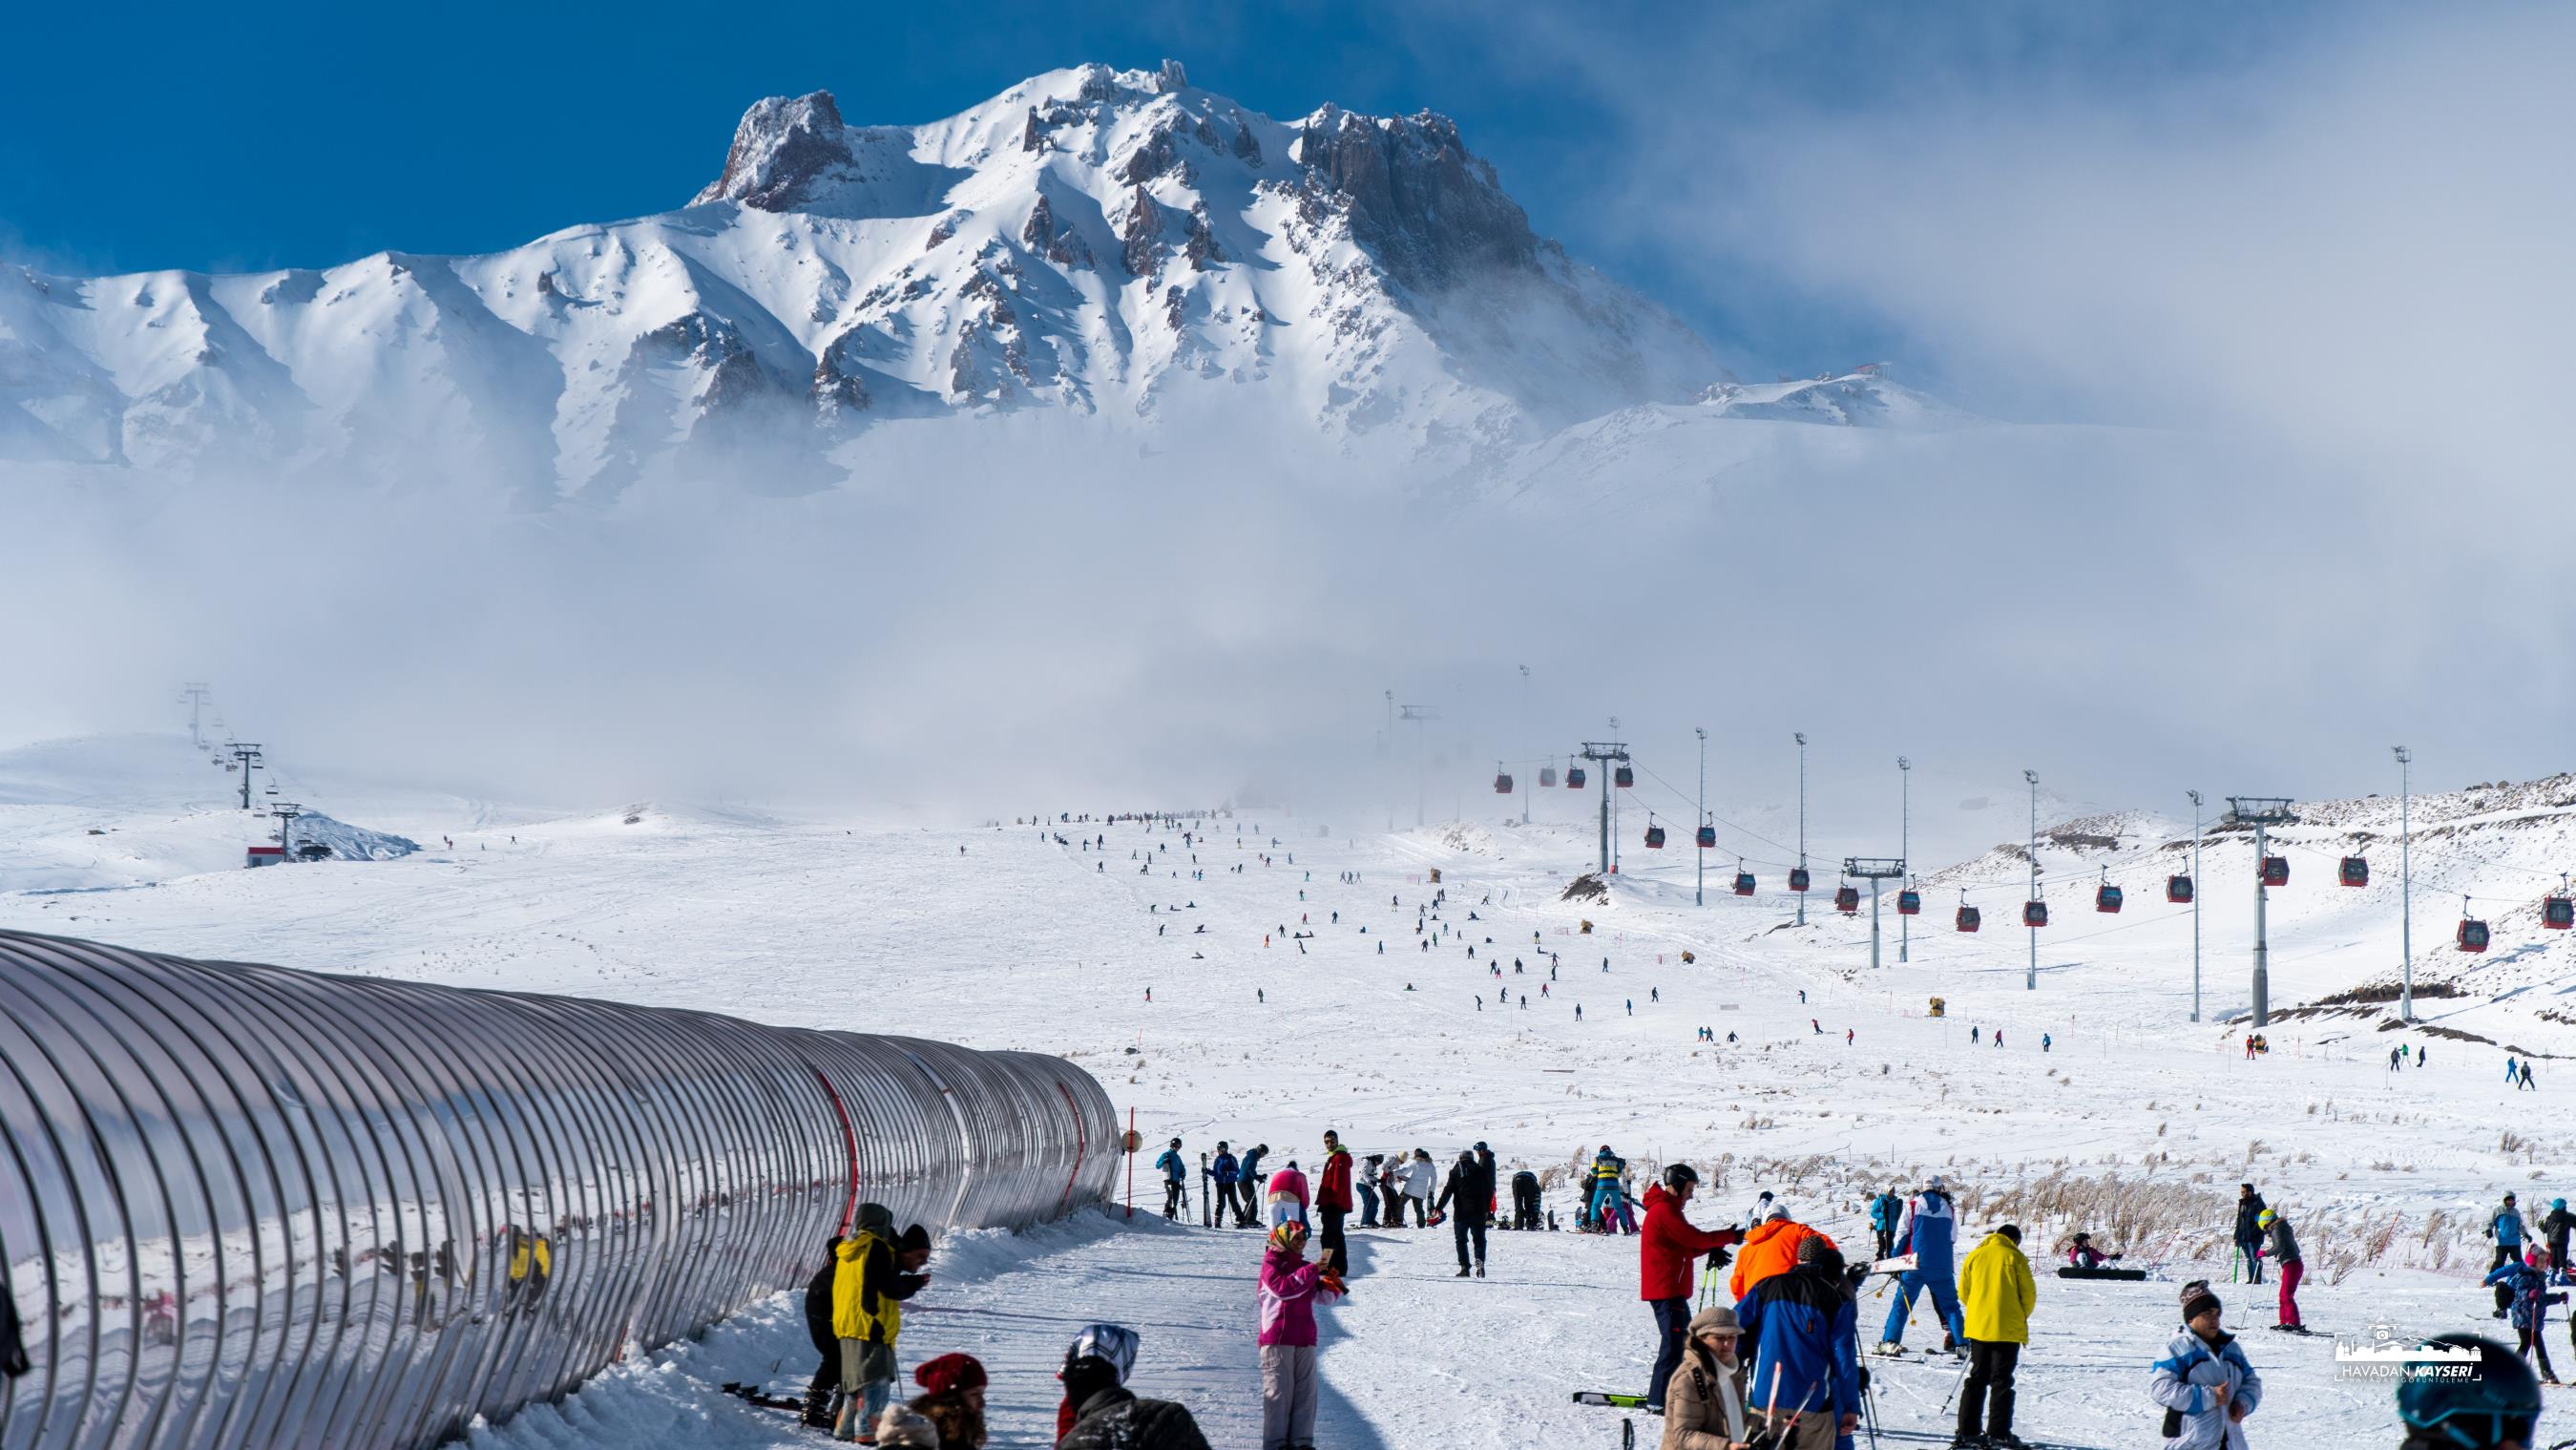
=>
[1055,1324,1211,1450]
[1433,1147,1494,1276]
[1956,1224,2037,1449]
[1733,1235,1860,1447]
[2068,1231,2113,1271]
[1878,1174,1966,1355]
[2264,1208,2305,1331]
[2233,1184,2269,1285]
[2151,1282,2262,1450]
[1639,1164,1747,1413]
[1258,1222,1344,1450]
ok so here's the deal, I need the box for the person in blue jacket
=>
[2484,1246,2566,1383]
[1867,1187,1903,1262]
[1234,1144,1267,1228]
[2492,1193,2530,1317]
[1210,1143,1242,1229]
[1735,1235,1860,1445]
[1153,1138,1186,1220]
[1876,1176,1965,1355]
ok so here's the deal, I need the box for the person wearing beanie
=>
[1660,1303,1753,1450]
[1057,1323,1212,1450]
[908,1353,987,1449]
[2151,1282,2262,1449]
[2261,1208,2305,1332]
[1257,1220,1344,1450]
[1733,1233,1860,1447]
[1956,1224,2038,1448]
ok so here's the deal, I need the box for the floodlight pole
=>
[1898,756,1912,963]
[2188,789,2204,1023]
[1695,727,1707,907]
[2396,746,2413,1022]
[1795,732,1809,927]
[2024,769,2039,990]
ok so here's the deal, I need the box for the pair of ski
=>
[1568,1395,2104,1450]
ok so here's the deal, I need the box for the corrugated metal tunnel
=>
[0,931,1120,1449]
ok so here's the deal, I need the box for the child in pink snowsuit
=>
[1259,1222,1343,1450]
[1266,1162,1310,1230]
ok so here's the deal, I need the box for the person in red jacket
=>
[1641,1164,1746,1414]
[1316,1131,1355,1276]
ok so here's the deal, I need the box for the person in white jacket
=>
[2150,1281,2262,1449]
[1403,1150,1437,1225]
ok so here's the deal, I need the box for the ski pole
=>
[1937,1345,1972,1416]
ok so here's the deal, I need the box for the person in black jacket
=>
[2545,1197,2575,1270]
[1511,1169,1542,1230]
[1056,1323,1210,1450]
[1433,1148,1495,1276]
[2233,1184,2269,1284]
[800,1235,842,1427]
[1,1282,26,1379]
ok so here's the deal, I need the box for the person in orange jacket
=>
[1729,1204,1834,1299]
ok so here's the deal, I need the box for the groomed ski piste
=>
[11,732,2576,1447]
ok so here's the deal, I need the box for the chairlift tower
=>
[178,683,211,747]
[228,743,264,811]
[271,801,304,860]
[1845,856,1907,971]
[1578,740,1630,875]
[2226,796,2300,1028]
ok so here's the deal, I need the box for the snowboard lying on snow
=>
[2056,1265,2147,1281]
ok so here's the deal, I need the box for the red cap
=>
[913,1352,987,1397]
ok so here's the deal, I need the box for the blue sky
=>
[1,0,2354,376]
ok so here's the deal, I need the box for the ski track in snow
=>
[10,733,2576,1445]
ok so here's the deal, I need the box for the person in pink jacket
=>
[1266,1161,1310,1229]
[1259,1221,1344,1450]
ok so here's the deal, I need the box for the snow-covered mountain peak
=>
[3,62,1932,500]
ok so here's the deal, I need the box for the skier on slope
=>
[1877,1175,1966,1356]
[1211,1144,1242,1229]
[2484,1247,2566,1385]
[1868,1187,1903,1262]
[2490,1194,2530,1317]
[1236,1145,1268,1227]
[1956,1223,2038,1450]
[1732,1235,1860,1447]
[1638,1165,1747,1414]
[2263,1208,2305,1332]
[1155,1139,1187,1220]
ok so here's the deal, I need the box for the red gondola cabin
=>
[1956,905,1981,933]
[1834,885,1860,914]
[1896,889,1921,915]
[2022,900,2049,928]
[2547,895,2576,930]
[1614,766,1635,788]
[2259,856,2290,887]
[1539,767,1558,788]
[1644,824,1666,849]
[2167,874,2194,904]
[1494,772,1514,794]
[1732,871,1756,896]
[1789,868,1812,893]
[1695,825,1717,849]
[2458,916,2491,953]
[1566,767,1586,789]
[2338,856,2368,887]
[2096,882,2124,914]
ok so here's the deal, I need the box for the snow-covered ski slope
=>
[7,732,2573,1446]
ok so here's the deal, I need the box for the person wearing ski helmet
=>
[2397,1334,2540,1450]
[1056,1323,1211,1450]
[1640,1164,1748,1414]
[2151,1281,2263,1450]
[2483,1246,2566,1385]
[2262,1208,2305,1332]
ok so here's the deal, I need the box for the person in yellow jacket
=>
[1954,1225,2037,1449]
[832,1205,932,1441]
